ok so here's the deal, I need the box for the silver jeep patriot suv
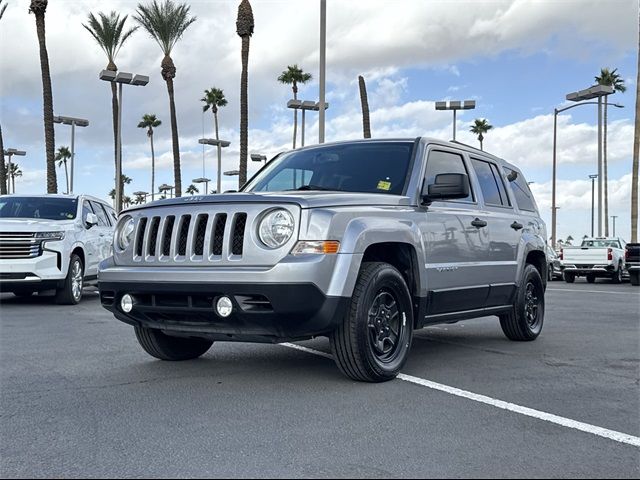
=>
[99,138,547,382]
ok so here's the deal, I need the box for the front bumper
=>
[0,249,65,291]
[99,280,349,342]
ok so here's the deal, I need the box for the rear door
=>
[421,147,492,319]
[470,157,520,306]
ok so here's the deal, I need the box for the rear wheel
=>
[54,254,84,305]
[330,262,413,383]
[586,274,596,284]
[135,326,213,361]
[499,264,544,341]
[564,272,575,283]
[612,263,623,284]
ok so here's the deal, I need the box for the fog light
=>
[216,296,233,317]
[121,294,133,313]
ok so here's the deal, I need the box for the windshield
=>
[0,197,78,220]
[581,239,621,249]
[243,141,415,195]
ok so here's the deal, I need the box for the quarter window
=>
[504,167,537,212]
[424,150,474,202]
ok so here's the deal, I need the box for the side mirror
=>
[423,173,469,203]
[85,212,99,228]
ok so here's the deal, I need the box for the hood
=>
[0,218,75,232]
[124,191,414,213]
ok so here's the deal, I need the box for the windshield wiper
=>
[287,184,343,192]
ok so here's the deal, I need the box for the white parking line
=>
[547,288,638,295]
[280,343,640,448]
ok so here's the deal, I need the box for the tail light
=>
[625,249,629,261]
[608,248,613,261]
[559,248,563,261]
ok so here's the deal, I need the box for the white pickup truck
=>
[560,237,626,284]
[0,195,116,303]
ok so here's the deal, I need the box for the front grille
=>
[162,216,175,256]
[0,232,41,259]
[193,214,208,256]
[212,214,227,256]
[177,215,192,256]
[231,213,247,255]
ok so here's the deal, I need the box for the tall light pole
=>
[589,174,598,237]
[3,148,26,194]
[550,96,622,247]
[611,215,618,237]
[199,138,231,195]
[565,85,615,238]
[53,115,89,194]
[435,100,476,140]
[318,0,326,144]
[99,70,149,212]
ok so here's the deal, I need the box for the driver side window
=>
[425,150,474,202]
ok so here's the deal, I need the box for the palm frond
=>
[0,0,8,21]
[134,0,196,56]
[83,11,138,64]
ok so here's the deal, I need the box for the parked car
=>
[545,245,562,281]
[99,138,548,382]
[560,237,626,284]
[0,195,116,304]
[625,243,640,286]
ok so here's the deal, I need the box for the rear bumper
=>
[561,264,615,276]
[99,280,349,342]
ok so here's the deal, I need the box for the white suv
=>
[0,195,115,304]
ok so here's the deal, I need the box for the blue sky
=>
[0,0,637,241]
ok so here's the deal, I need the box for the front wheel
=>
[564,272,575,283]
[55,254,84,305]
[135,326,213,361]
[330,262,413,383]
[499,264,545,341]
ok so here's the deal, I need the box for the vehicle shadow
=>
[0,289,100,306]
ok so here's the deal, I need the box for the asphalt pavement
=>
[1,279,638,478]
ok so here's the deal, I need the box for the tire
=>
[330,262,413,383]
[612,263,623,284]
[630,271,640,286]
[54,254,84,305]
[135,326,213,361]
[499,264,545,341]
[564,272,575,283]
[547,264,554,282]
[586,274,596,284]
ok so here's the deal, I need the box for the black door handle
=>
[511,221,524,231]
[471,218,488,228]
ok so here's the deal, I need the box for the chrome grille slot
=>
[147,217,161,257]
[193,214,209,256]
[177,215,192,256]
[231,213,247,255]
[0,232,41,259]
[211,213,227,256]
[162,216,176,257]
[135,218,148,257]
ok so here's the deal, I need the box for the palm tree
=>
[108,174,133,203]
[0,0,7,20]
[29,0,57,193]
[134,0,196,198]
[83,11,138,192]
[6,162,22,194]
[123,196,132,208]
[186,184,198,195]
[277,65,312,148]
[55,146,71,194]
[137,114,161,201]
[236,0,254,187]
[201,87,227,194]
[470,119,493,151]
[566,235,574,245]
[134,193,146,205]
[595,68,627,236]
[358,75,371,139]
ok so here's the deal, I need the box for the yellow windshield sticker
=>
[377,180,391,191]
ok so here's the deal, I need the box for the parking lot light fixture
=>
[99,69,149,213]
[3,148,26,194]
[434,100,476,140]
[53,115,89,194]
[251,153,267,164]
[192,177,211,194]
[158,184,174,198]
[199,138,231,195]
[287,99,329,147]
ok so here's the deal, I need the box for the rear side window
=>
[504,167,537,212]
[425,150,474,202]
[471,159,510,207]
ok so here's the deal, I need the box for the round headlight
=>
[258,209,295,249]
[117,217,135,251]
